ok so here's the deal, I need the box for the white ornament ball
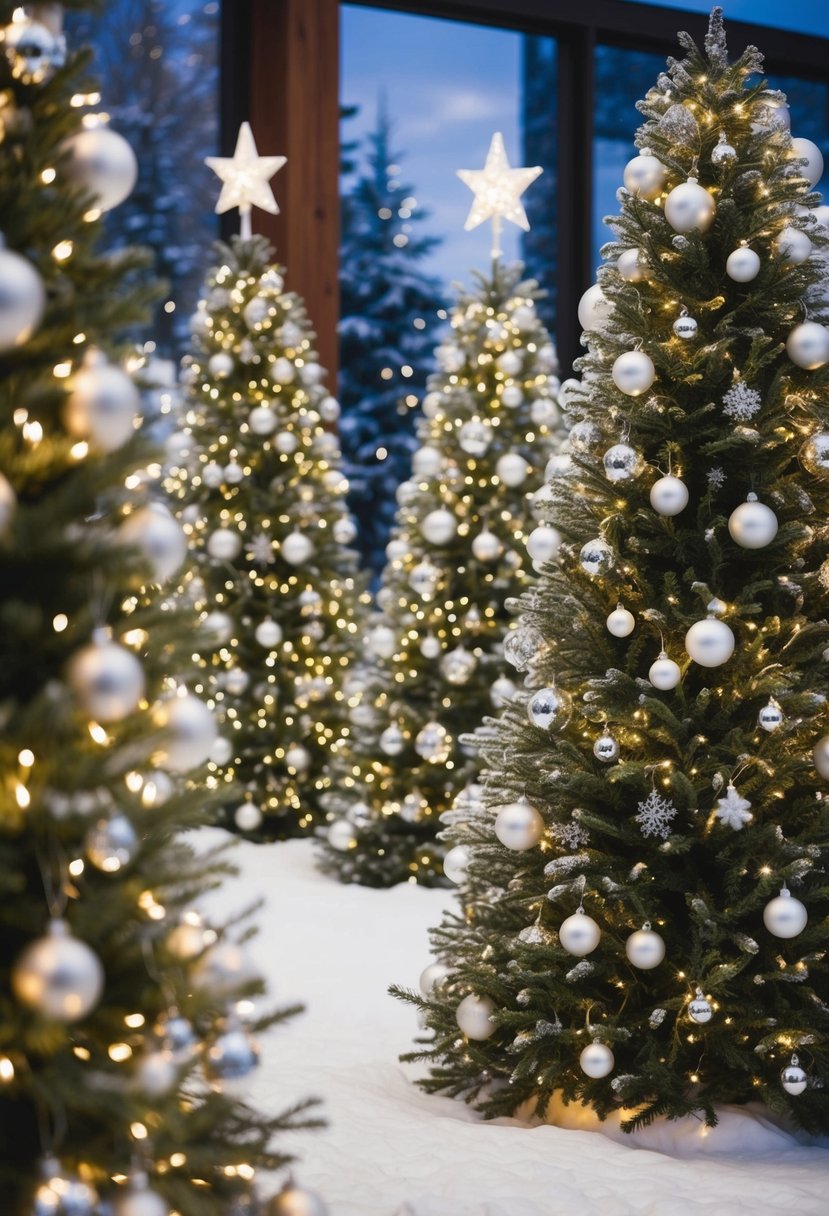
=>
[685,618,735,668]
[455,993,496,1040]
[458,420,492,456]
[625,927,665,970]
[412,446,443,478]
[249,405,278,435]
[223,461,244,484]
[420,507,457,545]
[12,919,103,1022]
[208,351,234,379]
[728,498,778,549]
[758,700,784,732]
[380,724,405,756]
[202,611,233,642]
[301,361,324,385]
[281,530,314,565]
[201,461,223,488]
[368,623,397,659]
[497,349,522,376]
[527,685,571,730]
[623,149,668,199]
[193,940,259,996]
[209,736,233,766]
[814,733,829,779]
[763,888,808,938]
[327,818,357,852]
[603,443,643,483]
[593,732,620,764]
[415,719,450,763]
[491,675,517,708]
[494,800,544,851]
[422,391,444,418]
[531,395,560,426]
[242,296,269,328]
[781,1061,808,1096]
[512,303,536,330]
[255,618,283,648]
[319,394,340,423]
[726,246,761,282]
[791,137,824,187]
[673,312,698,339]
[607,605,635,638]
[580,1041,615,1079]
[617,247,647,282]
[787,321,829,370]
[270,356,295,384]
[472,529,503,562]
[67,633,145,723]
[775,226,812,265]
[62,125,138,212]
[0,472,16,538]
[224,668,249,697]
[558,910,601,956]
[420,633,442,659]
[664,177,716,233]
[419,961,450,997]
[527,524,562,565]
[650,475,688,516]
[501,384,524,408]
[134,1047,177,1097]
[815,204,829,230]
[649,652,682,690]
[64,356,140,452]
[0,243,46,350]
[441,646,477,685]
[578,283,613,332]
[153,694,217,772]
[496,452,529,487]
[235,802,263,832]
[285,743,311,772]
[207,527,242,561]
[546,453,572,479]
[443,843,471,885]
[274,430,299,454]
[688,994,713,1024]
[119,503,186,584]
[752,94,791,132]
[612,349,655,396]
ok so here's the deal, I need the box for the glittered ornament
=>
[0,240,45,350]
[726,245,761,282]
[625,925,665,969]
[379,724,405,756]
[441,646,476,685]
[62,122,137,212]
[606,605,635,638]
[579,538,615,577]
[580,1040,614,1079]
[503,625,544,671]
[12,918,103,1022]
[617,247,647,282]
[559,908,601,956]
[443,844,470,884]
[153,693,217,772]
[727,495,778,549]
[456,993,496,1040]
[494,798,544,851]
[546,453,572,479]
[799,432,829,476]
[664,176,716,233]
[685,618,735,668]
[688,988,713,1024]
[593,731,620,764]
[419,960,450,997]
[64,351,140,452]
[207,527,242,561]
[415,720,450,764]
[752,94,790,132]
[649,651,681,690]
[265,1181,329,1216]
[569,419,600,452]
[774,226,812,265]
[791,136,824,187]
[85,812,137,872]
[67,630,144,723]
[623,148,667,198]
[603,443,643,483]
[577,283,612,332]
[649,474,688,516]
[420,507,457,545]
[763,886,808,938]
[119,503,187,584]
[787,321,829,369]
[472,528,504,562]
[527,685,571,730]
[255,618,282,648]
[781,1055,808,1096]
[672,309,698,339]
[458,419,492,456]
[711,131,737,164]
[32,1158,98,1216]
[612,349,655,396]
[281,530,314,565]
[285,743,311,772]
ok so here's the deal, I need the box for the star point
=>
[457,132,542,252]
[205,122,286,232]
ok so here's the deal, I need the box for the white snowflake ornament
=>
[722,379,762,421]
[635,790,678,839]
[715,783,753,830]
[247,532,274,565]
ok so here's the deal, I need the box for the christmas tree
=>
[0,9,323,1213]
[339,102,445,571]
[319,134,563,887]
[165,123,369,839]
[396,11,829,1134]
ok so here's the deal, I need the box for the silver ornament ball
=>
[85,812,137,873]
[455,993,496,1040]
[623,149,667,199]
[494,799,545,851]
[579,1040,614,1079]
[12,918,104,1022]
[758,699,784,732]
[458,420,492,456]
[727,497,778,549]
[64,354,140,452]
[672,311,698,339]
[650,474,688,517]
[491,675,517,708]
[419,960,450,997]
[799,432,829,476]
[207,527,242,561]
[119,503,187,584]
[415,720,450,763]
[606,605,635,638]
[67,632,145,723]
[664,177,716,233]
[593,732,620,764]
[603,443,643,483]
[503,625,544,671]
[281,530,314,565]
[327,818,357,852]
[763,887,808,938]
[443,843,470,885]
[235,802,263,832]
[203,610,234,642]
[62,124,138,212]
[153,693,217,772]
[420,507,457,546]
[527,685,571,731]
[441,646,477,685]
[685,618,735,668]
[204,1024,260,1090]
[249,405,278,435]
[726,245,761,282]
[577,283,613,332]
[559,909,601,956]
[472,528,504,562]
[265,1182,329,1216]
[0,243,45,351]
[380,724,405,755]
[33,1159,98,1216]
[579,538,615,577]
[285,743,311,772]
[625,926,665,970]
[255,618,283,648]
[787,321,829,370]
[781,1058,808,1096]
[412,445,443,478]
[112,1173,169,1216]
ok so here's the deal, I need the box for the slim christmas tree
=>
[319,134,563,887]
[0,9,322,1213]
[396,12,829,1134]
[166,123,369,839]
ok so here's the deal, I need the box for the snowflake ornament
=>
[635,790,678,839]
[722,379,762,421]
[247,532,274,565]
[715,783,753,830]
[552,815,590,851]
[707,467,725,489]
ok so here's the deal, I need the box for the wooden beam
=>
[244,0,341,384]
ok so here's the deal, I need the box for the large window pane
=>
[618,0,829,39]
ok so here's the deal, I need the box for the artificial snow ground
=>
[201,832,829,1215]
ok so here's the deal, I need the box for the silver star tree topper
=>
[457,132,542,258]
[205,122,286,239]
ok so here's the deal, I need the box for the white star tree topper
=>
[205,121,286,239]
[457,132,542,258]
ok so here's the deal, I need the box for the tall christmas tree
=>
[339,101,445,571]
[396,12,829,1135]
[319,133,563,887]
[166,123,369,839]
[0,7,323,1214]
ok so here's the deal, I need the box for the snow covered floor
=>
[201,833,829,1216]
